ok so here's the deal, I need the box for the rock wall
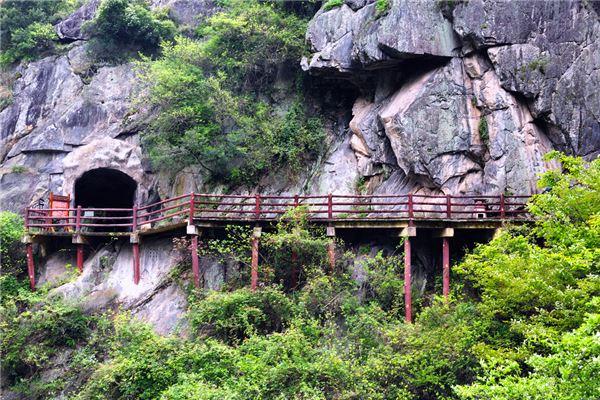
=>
[303,0,599,194]
[1,0,599,333]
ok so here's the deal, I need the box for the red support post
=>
[500,193,506,219]
[76,243,84,273]
[132,242,140,285]
[442,237,450,301]
[76,205,82,232]
[191,234,200,288]
[327,240,336,272]
[404,237,412,323]
[446,194,452,219]
[255,194,261,220]
[251,234,259,291]
[26,243,35,290]
[189,192,195,224]
[327,193,333,220]
[407,193,414,225]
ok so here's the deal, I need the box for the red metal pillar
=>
[327,240,336,272]
[404,237,412,323]
[446,194,452,219]
[500,193,506,219]
[132,242,140,284]
[76,244,84,273]
[26,243,35,290]
[251,234,259,291]
[191,234,200,288]
[442,237,450,301]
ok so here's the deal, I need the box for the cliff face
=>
[0,0,598,333]
[304,0,599,195]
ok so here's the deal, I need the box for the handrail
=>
[24,192,534,234]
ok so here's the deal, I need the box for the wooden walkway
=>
[23,192,532,322]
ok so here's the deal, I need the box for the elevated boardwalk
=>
[23,192,532,322]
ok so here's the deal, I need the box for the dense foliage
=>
[84,0,176,61]
[0,211,26,276]
[0,0,77,65]
[2,156,598,399]
[138,0,325,185]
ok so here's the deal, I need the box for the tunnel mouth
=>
[74,168,137,231]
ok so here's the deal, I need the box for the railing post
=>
[25,208,30,231]
[294,195,299,208]
[328,193,333,221]
[255,194,261,220]
[446,194,452,219]
[408,193,414,225]
[189,192,195,224]
[500,193,506,219]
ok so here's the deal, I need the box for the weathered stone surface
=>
[151,0,219,26]
[305,0,459,73]
[454,0,600,157]
[55,0,100,41]
[38,249,77,287]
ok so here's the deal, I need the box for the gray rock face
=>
[305,0,460,74]
[305,0,599,194]
[454,0,600,157]
[55,0,100,41]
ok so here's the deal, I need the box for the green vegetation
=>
[323,0,344,11]
[0,0,77,65]
[10,165,28,174]
[376,0,391,14]
[138,0,325,185]
[2,155,598,399]
[527,55,550,74]
[0,211,25,276]
[478,115,489,143]
[84,0,176,62]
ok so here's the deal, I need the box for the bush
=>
[0,279,92,386]
[0,0,75,65]
[0,211,26,276]
[188,287,297,344]
[138,0,325,185]
[85,0,175,61]
[323,0,344,11]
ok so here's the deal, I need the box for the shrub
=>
[478,115,489,143]
[0,0,75,65]
[376,0,391,14]
[138,0,325,185]
[323,0,344,11]
[85,0,176,61]
[0,280,92,386]
[0,211,26,276]
[188,287,297,344]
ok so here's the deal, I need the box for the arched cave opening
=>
[74,168,137,232]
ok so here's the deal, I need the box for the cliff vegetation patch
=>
[136,0,325,185]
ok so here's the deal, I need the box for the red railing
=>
[25,193,532,234]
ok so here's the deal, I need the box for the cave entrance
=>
[74,168,137,232]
